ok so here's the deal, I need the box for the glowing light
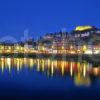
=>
[83,45,87,51]
[1,58,4,73]
[37,59,40,71]
[7,58,11,72]
[83,63,86,77]
[16,59,20,72]
[84,50,92,54]
[42,59,44,72]
[70,51,76,54]
[51,61,54,76]
[61,61,65,76]
[29,59,33,68]
[94,50,100,54]
[70,45,73,49]
[75,26,92,31]
[93,68,99,75]
[70,62,73,76]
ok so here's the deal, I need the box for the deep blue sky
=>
[0,0,100,41]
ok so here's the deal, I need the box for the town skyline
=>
[0,25,99,60]
[0,25,99,42]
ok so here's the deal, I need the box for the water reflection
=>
[0,57,100,86]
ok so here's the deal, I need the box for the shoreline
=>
[0,53,99,63]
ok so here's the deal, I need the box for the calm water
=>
[0,57,100,100]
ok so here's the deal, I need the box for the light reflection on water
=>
[0,57,100,87]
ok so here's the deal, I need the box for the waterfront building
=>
[0,26,99,55]
[0,43,14,54]
[73,26,100,54]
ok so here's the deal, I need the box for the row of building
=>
[37,26,100,54]
[0,26,100,55]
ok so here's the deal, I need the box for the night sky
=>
[0,0,100,41]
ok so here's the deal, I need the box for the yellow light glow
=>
[51,61,54,76]
[61,61,65,76]
[70,62,73,76]
[75,26,92,31]
[7,58,11,72]
[83,45,87,51]
[84,50,92,54]
[42,59,44,72]
[29,59,33,68]
[83,63,86,77]
[1,58,4,73]
[17,59,20,71]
